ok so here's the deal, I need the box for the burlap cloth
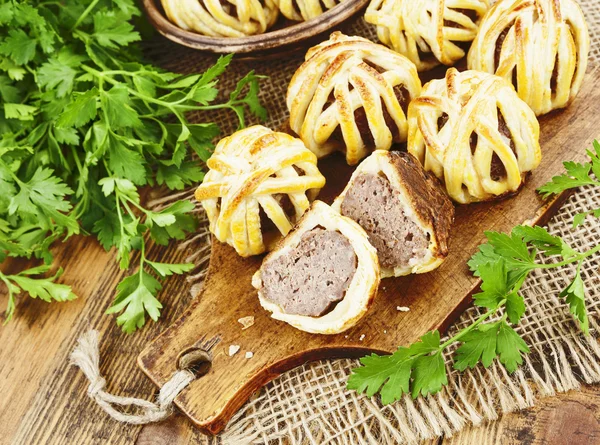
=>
[148,1,600,443]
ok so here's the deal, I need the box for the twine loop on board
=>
[70,329,204,425]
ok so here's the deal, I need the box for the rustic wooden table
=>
[1,234,599,444]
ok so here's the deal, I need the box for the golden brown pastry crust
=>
[332,150,454,277]
[365,0,490,71]
[407,68,541,204]
[275,0,343,21]
[468,0,590,115]
[161,0,279,37]
[287,32,422,166]
[252,201,380,334]
[195,125,326,257]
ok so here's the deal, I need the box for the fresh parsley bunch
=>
[0,0,266,332]
[348,141,600,404]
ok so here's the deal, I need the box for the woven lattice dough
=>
[194,125,325,257]
[287,32,422,166]
[365,0,491,71]
[468,0,590,116]
[275,0,343,21]
[408,68,541,204]
[252,201,380,334]
[332,150,453,277]
[161,0,278,37]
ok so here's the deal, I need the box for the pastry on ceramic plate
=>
[195,125,326,257]
[365,0,490,71]
[407,68,541,204]
[287,32,422,166]
[161,0,279,37]
[275,0,343,21]
[468,0,589,116]
[252,201,380,334]
[331,150,454,277]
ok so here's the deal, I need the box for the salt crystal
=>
[359,334,365,341]
[238,316,255,330]
[245,351,254,359]
[396,306,410,312]
[384,330,387,334]
[228,345,240,356]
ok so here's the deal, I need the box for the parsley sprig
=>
[0,0,266,331]
[348,141,600,403]
[539,139,600,227]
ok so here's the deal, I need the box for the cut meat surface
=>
[340,173,429,269]
[260,229,357,317]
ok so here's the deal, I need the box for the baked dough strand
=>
[408,68,541,204]
[288,32,422,165]
[275,0,343,21]
[195,125,325,257]
[365,0,491,71]
[468,0,590,115]
[161,0,279,37]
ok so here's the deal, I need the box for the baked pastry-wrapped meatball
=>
[275,0,342,21]
[407,68,541,204]
[365,0,490,71]
[252,201,380,334]
[287,32,422,166]
[161,0,278,37]
[468,0,590,115]
[332,150,453,277]
[195,126,326,257]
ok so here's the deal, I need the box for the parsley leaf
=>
[559,263,588,334]
[105,271,162,334]
[496,321,529,372]
[454,323,498,371]
[347,350,414,404]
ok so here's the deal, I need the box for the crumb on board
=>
[396,306,410,312]
[228,345,240,356]
[344,335,349,339]
[245,351,254,359]
[384,330,387,334]
[238,316,255,330]
[359,334,365,341]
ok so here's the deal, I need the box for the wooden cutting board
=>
[138,66,600,435]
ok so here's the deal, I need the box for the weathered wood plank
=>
[440,385,600,445]
[0,234,205,444]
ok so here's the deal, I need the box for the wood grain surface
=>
[137,66,600,435]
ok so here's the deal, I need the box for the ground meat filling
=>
[490,113,517,181]
[260,229,357,317]
[326,80,410,149]
[340,174,429,269]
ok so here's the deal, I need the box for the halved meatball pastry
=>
[275,0,342,21]
[161,0,279,37]
[252,201,380,334]
[365,0,490,71]
[468,0,590,115]
[287,32,422,166]
[407,68,541,204]
[195,126,326,257]
[331,150,454,277]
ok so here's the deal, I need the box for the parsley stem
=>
[534,243,600,269]
[439,300,505,350]
[71,0,101,31]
